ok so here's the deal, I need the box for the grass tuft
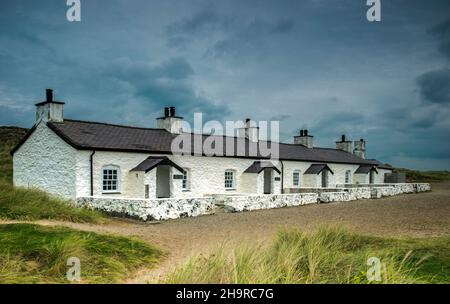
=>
[0,180,104,223]
[0,223,163,283]
[164,226,450,284]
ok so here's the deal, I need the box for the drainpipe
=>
[280,160,284,194]
[90,150,96,196]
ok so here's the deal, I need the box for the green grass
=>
[0,223,163,283]
[0,181,105,223]
[164,226,450,284]
[394,168,450,182]
[0,141,15,183]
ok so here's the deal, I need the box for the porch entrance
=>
[369,170,375,184]
[264,168,272,194]
[156,165,171,198]
[321,171,328,188]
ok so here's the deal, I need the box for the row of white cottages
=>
[12,90,393,200]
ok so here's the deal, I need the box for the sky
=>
[0,0,449,170]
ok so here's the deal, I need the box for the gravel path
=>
[3,182,449,283]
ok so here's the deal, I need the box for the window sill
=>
[182,189,191,192]
[225,188,236,191]
[102,192,121,194]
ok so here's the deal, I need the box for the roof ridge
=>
[62,119,171,133]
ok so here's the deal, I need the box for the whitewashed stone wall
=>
[223,193,318,212]
[76,196,216,221]
[319,187,372,203]
[370,183,430,198]
[416,183,431,192]
[13,123,77,199]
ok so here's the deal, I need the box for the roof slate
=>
[244,161,281,174]
[355,165,379,174]
[304,164,334,175]
[130,156,184,173]
[13,119,387,166]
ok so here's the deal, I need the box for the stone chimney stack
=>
[294,129,314,148]
[156,106,184,134]
[353,138,366,159]
[35,89,65,124]
[336,134,352,153]
[238,118,259,142]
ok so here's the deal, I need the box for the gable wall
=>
[13,122,77,199]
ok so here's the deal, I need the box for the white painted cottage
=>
[12,90,393,200]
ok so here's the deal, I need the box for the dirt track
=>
[3,182,449,282]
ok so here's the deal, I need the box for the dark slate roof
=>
[304,164,334,175]
[47,119,174,153]
[12,119,389,166]
[355,165,379,174]
[244,161,281,174]
[130,156,184,173]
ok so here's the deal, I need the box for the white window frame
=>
[293,170,301,187]
[102,165,121,193]
[224,170,236,190]
[182,168,190,191]
[345,170,352,184]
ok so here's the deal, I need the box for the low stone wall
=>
[76,196,216,221]
[75,183,431,220]
[416,183,431,192]
[370,183,431,198]
[319,187,372,203]
[223,193,318,213]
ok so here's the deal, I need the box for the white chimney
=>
[294,129,314,148]
[237,118,259,142]
[35,89,64,124]
[336,134,352,153]
[156,106,184,134]
[354,138,366,159]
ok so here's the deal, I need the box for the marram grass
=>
[0,223,163,283]
[0,180,104,223]
[164,226,450,284]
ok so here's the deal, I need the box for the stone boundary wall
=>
[319,187,372,203]
[223,193,318,212]
[76,183,431,220]
[76,196,215,221]
[369,183,431,198]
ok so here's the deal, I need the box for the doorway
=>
[321,170,328,188]
[369,170,375,184]
[264,168,272,194]
[156,165,170,198]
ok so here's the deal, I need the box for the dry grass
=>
[164,226,450,284]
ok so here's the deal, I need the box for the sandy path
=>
[2,182,449,283]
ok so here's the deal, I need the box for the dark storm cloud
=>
[429,19,450,60]
[207,17,296,58]
[416,69,450,105]
[166,9,295,57]
[105,57,230,120]
[1,0,450,169]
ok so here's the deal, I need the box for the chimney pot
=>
[341,134,346,142]
[170,106,176,117]
[164,107,170,117]
[305,129,308,136]
[46,89,53,102]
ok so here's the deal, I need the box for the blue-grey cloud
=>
[416,69,450,105]
[1,0,450,170]
[105,57,230,120]
[429,19,450,60]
